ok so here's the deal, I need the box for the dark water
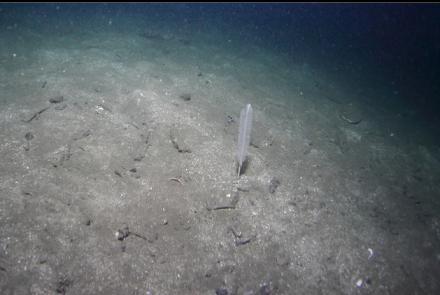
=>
[1,3,440,132]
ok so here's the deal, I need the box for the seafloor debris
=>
[339,113,362,125]
[269,177,280,194]
[215,288,228,295]
[206,191,240,211]
[24,132,34,141]
[24,131,34,151]
[56,276,72,294]
[228,226,253,246]
[179,93,191,101]
[49,95,64,104]
[170,128,192,153]
[115,225,147,242]
[22,106,50,123]
[54,104,67,111]
[169,177,184,185]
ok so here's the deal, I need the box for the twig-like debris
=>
[170,128,192,153]
[227,226,253,246]
[72,130,91,141]
[339,114,362,125]
[169,177,184,185]
[116,225,147,241]
[22,106,50,123]
[206,205,236,211]
[97,104,112,113]
[235,238,252,246]
[131,232,147,240]
[128,122,139,129]
[206,191,240,211]
[227,226,242,239]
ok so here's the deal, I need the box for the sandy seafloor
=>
[1,6,440,295]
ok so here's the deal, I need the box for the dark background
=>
[2,3,440,125]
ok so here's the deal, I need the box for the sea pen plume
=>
[237,104,253,177]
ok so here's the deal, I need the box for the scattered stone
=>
[146,232,159,243]
[287,200,297,207]
[215,288,228,295]
[54,104,67,111]
[226,115,234,124]
[179,93,191,101]
[269,177,280,194]
[276,252,290,267]
[170,128,192,153]
[39,257,47,264]
[133,155,145,162]
[49,95,64,104]
[259,282,272,295]
[24,132,34,151]
[116,226,130,241]
[85,219,91,226]
[56,276,72,294]
[115,225,148,243]
[25,132,34,141]
[72,130,91,141]
[95,103,112,114]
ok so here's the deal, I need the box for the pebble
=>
[215,288,228,295]
[179,93,191,101]
[25,132,34,141]
[269,177,281,194]
[49,95,64,104]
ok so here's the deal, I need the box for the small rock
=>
[49,95,64,104]
[129,168,137,173]
[269,177,280,194]
[25,132,34,141]
[133,155,145,162]
[116,226,130,241]
[54,104,67,110]
[259,283,272,295]
[226,115,234,124]
[215,288,228,295]
[179,93,191,101]
[56,276,72,294]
